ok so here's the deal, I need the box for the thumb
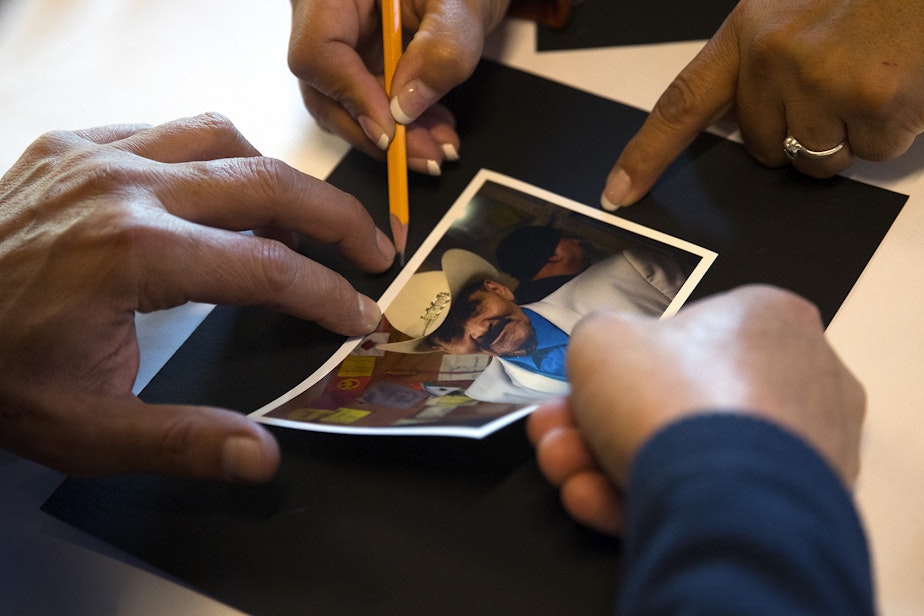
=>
[42,396,280,482]
[388,7,489,124]
[600,18,741,210]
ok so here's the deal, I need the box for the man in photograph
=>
[378,246,689,404]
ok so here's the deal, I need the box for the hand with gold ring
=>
[600,0,924,210]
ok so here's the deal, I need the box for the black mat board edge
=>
[537,0,739,51]
[43,59,906,616]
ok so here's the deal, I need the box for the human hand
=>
[0,113,395,482]
[527,285,866,535]
[601,0,924,209]
[288,0,510,175]
[526,399,625,535]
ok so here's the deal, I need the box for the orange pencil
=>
[381,0,408,266]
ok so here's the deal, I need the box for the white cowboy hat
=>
[377,249,500,354]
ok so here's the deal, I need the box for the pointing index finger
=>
[601,19,741,209]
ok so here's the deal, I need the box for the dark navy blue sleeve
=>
[617,414,875,616]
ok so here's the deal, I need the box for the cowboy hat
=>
[377,249,500,354]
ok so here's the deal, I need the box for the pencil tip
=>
[388,214,408,268]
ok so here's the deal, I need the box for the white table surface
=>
[1,2,922,614]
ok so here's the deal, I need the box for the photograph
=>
[250,170,716,437]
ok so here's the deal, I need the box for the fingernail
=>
[390,80,438,125]
[358,115,390,150]
[376,228,396,262]
[600,194,620,212]
[440,143,460,161]
[408,157,441,176]
[601,167,631,211]
[359,294,383,332]
[222,436,267,483]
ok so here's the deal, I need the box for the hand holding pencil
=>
[288,0,513,263]
[287,0,508,171]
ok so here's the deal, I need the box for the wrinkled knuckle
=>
[257,238,299,296]
[195,111,236,133]
[245,156,298,204]
[653,76,705,128]
[192,112,249,151]
[29,129,81,158]
[11,131,83,182]
[312,266,343,295]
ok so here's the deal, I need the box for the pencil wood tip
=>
[389,213,409,268]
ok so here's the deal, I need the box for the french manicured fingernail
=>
[222,436,266,483]
[358,115,390,150]
[390,80,438,124]
[601,167,631,211]
[376,228,397,261]
[600,194,620,212]
[408,157,441,176]
[440,143,460,161]
[359,294,383,331]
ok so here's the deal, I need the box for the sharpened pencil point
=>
[389,213,408,269]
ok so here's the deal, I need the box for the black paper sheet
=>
[538,0,739,51]
[43,60,906,616]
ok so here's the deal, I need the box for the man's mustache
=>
[478,318,509,351]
